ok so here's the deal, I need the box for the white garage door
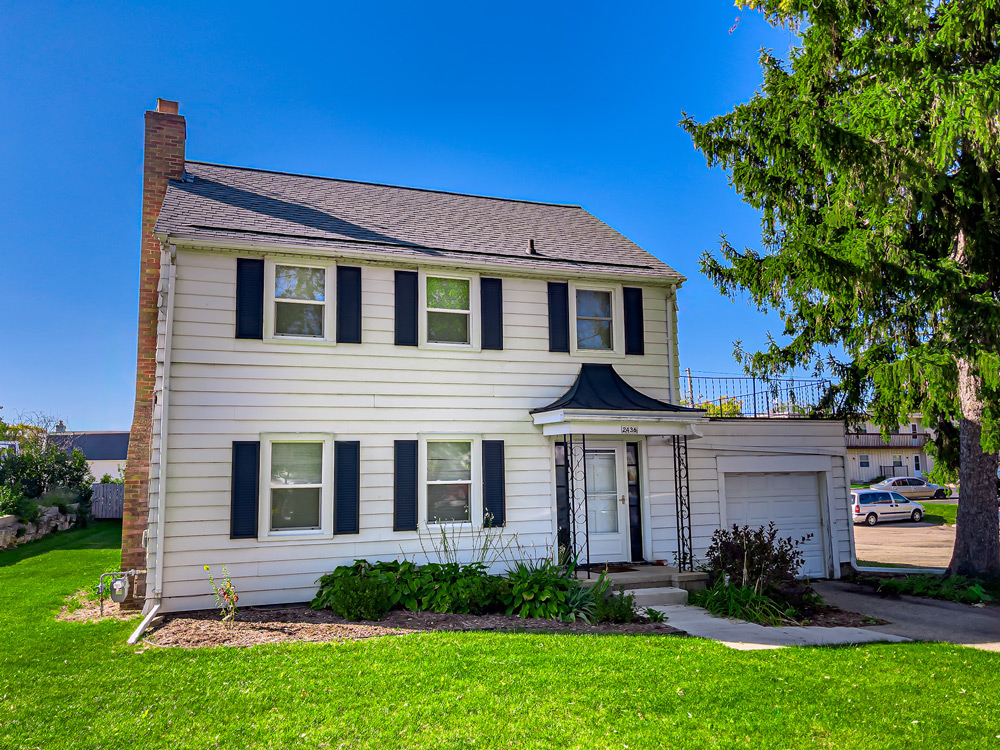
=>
[724,472,828,579]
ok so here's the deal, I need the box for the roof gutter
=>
[154,232,687,287]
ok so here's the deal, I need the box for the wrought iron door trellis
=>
[564,434,590,577]
[672,435,693,571]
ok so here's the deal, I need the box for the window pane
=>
[275,301,324,337]
[427,277,470,310]
[275,266,325,301]
[427,441,471,481]
[271,487,321,530]
[427,483,470,522]
[576,289,611,318]
[427,311,469,344]
[577,319,612,350]
[271,443,323,485]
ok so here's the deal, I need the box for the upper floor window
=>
[426,276,471,344]
[576,289,613,350]
[263,261,336,343]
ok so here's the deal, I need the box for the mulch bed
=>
[796,605,887,628]
[144,606,683,648]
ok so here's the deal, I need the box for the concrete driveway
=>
[813,580,1000,651]
[853,521,954,568]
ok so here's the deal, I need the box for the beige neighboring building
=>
[846,417,935,484]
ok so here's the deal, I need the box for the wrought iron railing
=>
[682,373,834,419]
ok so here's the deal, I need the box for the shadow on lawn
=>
[0,521,122,569]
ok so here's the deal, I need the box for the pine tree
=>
[683,0,1000,576]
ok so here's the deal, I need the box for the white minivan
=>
[851,489,925,526]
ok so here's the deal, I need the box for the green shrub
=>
[0,443,93,525]
[0,484,20,516]
[312,559,511,618]
[862,574,997,604]
[690,579,792,625]
[503,558,573,619]
[13,496,43,525]
[312,574,394,620]
[594,585,639,624]
[705,522,811,591]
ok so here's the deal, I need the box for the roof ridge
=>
[184,160,584,210]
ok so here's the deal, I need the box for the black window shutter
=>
[623,286,645,355]
[230,441,260,538]
[336,266,362,344]
[481,277,503,350]
[482,440,506,526]
[393,440,418,531]
[547,282,570,352]
[334,441,360,534]
[394,271,418,346]
[235,258,264,339]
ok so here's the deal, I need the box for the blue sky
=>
[0,2,798,430]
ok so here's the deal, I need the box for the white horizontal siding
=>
[152,247,855,611]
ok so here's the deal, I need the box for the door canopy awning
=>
[530,363,706,437]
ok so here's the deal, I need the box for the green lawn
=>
[2,526,999,749]
[922,502,959,526]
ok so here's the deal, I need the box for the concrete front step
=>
[577,566,709,592]
[623,586,689,606]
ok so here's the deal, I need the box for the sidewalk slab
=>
[652,604,909,651]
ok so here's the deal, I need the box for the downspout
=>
[665,286,680,404]
[151,244,177,605]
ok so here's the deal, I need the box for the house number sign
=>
[621,426,638,434]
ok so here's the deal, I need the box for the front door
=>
[584,444,629,563]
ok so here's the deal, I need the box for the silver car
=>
[852,489,925,526]
[870,476,948,500]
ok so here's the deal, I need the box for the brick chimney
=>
[122,98,185,605]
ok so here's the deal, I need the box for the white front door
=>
[584,444,629,563]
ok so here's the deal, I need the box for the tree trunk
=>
[947,358,1000,577]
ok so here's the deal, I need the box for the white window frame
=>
[569,281,625,357]
[258,433,335,541]
[419,434,482,526]
[419,270,480,350]
[892,454,903,467]
[859,454,870,469]
[263,259,337,345]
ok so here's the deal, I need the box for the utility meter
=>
[109,573,130,603]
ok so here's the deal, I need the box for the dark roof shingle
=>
[154,162,682,281]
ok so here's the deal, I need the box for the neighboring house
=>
[124,99,855,613]
[48,429,130,481]
[845,417,935,484]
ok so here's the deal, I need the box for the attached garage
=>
[722,472,830,579]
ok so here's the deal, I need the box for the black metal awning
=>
[530,363,704,415]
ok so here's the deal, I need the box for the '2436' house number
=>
[620,426,638,434]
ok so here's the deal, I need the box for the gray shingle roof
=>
[154,162,682,281]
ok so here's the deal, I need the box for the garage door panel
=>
[725,472,826,579]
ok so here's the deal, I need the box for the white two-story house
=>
[123,100,856,613]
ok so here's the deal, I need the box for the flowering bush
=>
[204,564,239,628]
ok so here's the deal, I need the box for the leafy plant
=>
[594,585,638,624]
[705,523,810,591]
[645,607,666,623]
[690,579,792,626]
[0,484,20,516]
[503,558,573,619]
[858,574,997,605]
[204,564,239,628]
[0,442,93,525]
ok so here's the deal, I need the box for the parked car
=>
[870,476,948,499]
[852,489,925,526]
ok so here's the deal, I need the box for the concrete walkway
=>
[651,603,909,651]
[813,580,1000,652]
